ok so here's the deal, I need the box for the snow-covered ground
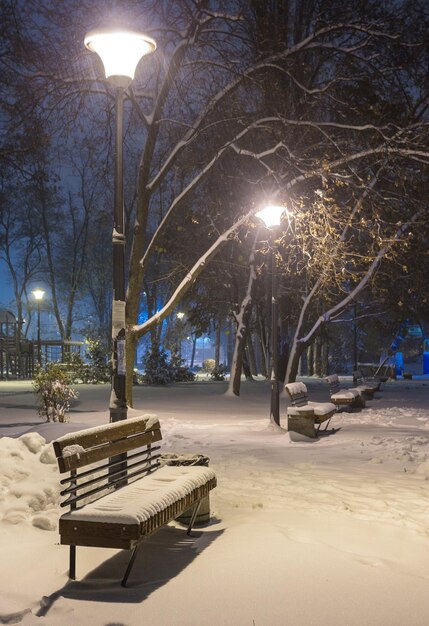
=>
[1,377,429,625]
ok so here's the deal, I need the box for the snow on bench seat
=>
[60,465,216,526]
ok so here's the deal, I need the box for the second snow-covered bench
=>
[53,415,217,586]
[285,382,337,438]
[326,374,366,409]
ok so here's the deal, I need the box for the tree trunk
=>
[314,337,322,377]
[226,238,257,396]
[298,350,306,377]
[321,335,329,377]
[256,312,268,377]
[190,334,197,368]
[307,343,314,377]
[125,332,137,408]
[247,333,258,376]
[243,349,253,380]
[226,320,234,368]
[215,316,222,367]
[286,341,306,381]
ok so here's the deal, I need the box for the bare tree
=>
[1,0,428,404]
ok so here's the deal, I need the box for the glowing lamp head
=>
[177,312,185,320]
[84,28,156,83]
[32,289,45,301]
[255,205,286,228]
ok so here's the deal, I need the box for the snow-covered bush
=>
[63,340,110,384]
[202,358,215,374]
[85,338,110,383]
[142,348,173,384]
[172,364,196,382]
[141,348,195,384]
[63,350,89,383]
[33,364,78,422]
[211,364,228,381]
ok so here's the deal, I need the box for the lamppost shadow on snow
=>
[37,524,224,616]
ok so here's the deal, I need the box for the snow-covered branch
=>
[298,211,424,345]
[131,209,254,337]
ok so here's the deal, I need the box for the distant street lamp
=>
[32,289,45,366]
[256,205,286,426]
[84,27,156,423]
[176,312,185,361]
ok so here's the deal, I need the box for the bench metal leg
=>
[121,545,140,587]
[69,545,76,580]
[323,417,332,431]
[186,499,202,536]
[315,417,333,434]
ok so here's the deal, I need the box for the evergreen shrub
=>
[210,364,228,381]
[141,348,195,384]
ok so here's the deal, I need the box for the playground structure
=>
[0,309,84,380]
[379,321,429,378]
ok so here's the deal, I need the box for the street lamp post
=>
[32,289,45,367]
[256,205,286,426]
[176,312,185,362]
[84,28,156,423]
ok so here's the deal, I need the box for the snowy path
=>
[0,378,429,625]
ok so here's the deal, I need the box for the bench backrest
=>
[53,414,162,510]
[326,374,340,394]
[353,370,364,384]
[285,382,308,406]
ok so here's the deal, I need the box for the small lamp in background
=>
[32,289,45,366]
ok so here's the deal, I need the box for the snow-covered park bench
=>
[285,382,337,438]
[326,374,366,410]
[53,415,217,587]
[353,369,382,397]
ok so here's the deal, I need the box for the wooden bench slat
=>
[55,429,162,473]
[53,415,160,453]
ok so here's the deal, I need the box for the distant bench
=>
[285,382,337,438]
[353,369,382,397]
[326,374,366,409]
[53,415,217,587]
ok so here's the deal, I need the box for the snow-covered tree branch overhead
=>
[227,231,258,397]
[284,204,428,384]
[131,208,255,337]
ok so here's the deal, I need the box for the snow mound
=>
[416,460,429,478]
[0,434,60,531]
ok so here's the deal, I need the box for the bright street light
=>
[32,289,45,301]
[32,289,45,367]
[255,205,285,228]
[84,28,156,85]
[85,26,156,423]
